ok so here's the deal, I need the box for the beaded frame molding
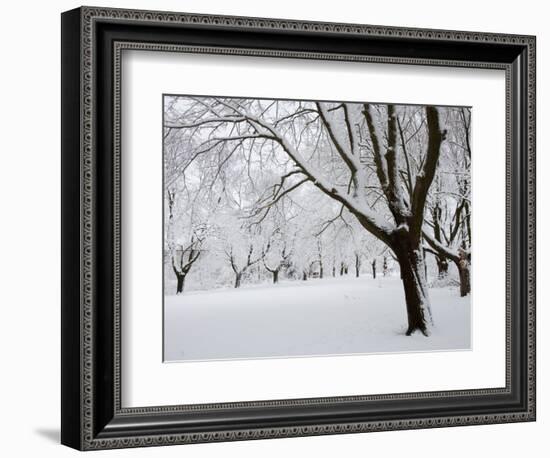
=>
[61,6,536,451]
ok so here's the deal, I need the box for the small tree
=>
[263,231,292,284]
[172,234,203,294]
[165,187,208,294]
[226,243,264,288]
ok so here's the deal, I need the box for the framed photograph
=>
[61,6,536,450]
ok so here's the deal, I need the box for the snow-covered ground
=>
[164,276,471,362]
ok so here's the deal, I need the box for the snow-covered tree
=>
[165,186,207,294]
[218,212,266,288]
[423,107,471,296]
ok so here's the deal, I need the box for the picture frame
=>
[61,5,536,450]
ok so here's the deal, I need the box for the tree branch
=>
[410,106,444,242]
[422,230,460,263]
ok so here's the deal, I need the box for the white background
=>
[123,52,505,406]
[0,0,545,457]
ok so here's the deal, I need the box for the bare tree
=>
[226,243,264,288]
[263,233,292,284]
[165,188,207,294]
[172,234,203,294]
[316,239,325,279]
[423,107,471,296]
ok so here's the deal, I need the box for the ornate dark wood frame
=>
[61,6,536,451]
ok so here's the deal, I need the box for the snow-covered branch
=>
[410,106,445,242]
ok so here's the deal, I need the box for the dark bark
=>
[340,262,346,276]
[234,272,242,288]
[302,271,308,281]
[264,263,281,284]
[371,259,376,279]
[431,200,448,279]
[355,253,361,278]
[409,107,445,241]
[458,264,470,297]
[176,274,185,294]
[465,202,472,247]
[172,236,202,294]
[436,256,449,279]
[393,234,432,336]
[383,256,388,277]
[398,257,431,335]
[455,249,471,297]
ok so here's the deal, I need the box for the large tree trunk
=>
[176,274,185,294]
[455,250,471,297]
[458,263,470,297]
[272,269,279,284]
[394,237,433,336]
[424,232,470,297]
[234,272,242,288]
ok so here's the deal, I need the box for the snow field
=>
[164,275,470,362]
